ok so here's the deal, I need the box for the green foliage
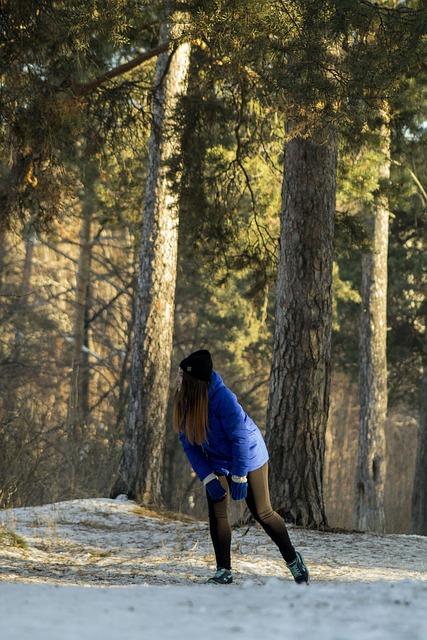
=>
[174,1,427,417]
[331,103,426,403]
[191,0,427,138]
[0,1,159,232]
[95,144,148,234]
[174,259,274,426]
[332,262,361,333]
[176,47,281,292]
[387,126,426,407]
[171,47,282,423]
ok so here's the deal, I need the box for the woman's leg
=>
[206,475,232,569]
[246,463,297,563]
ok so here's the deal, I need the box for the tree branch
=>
[74,42,170,96]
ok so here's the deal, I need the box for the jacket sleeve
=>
[178,431,213,482]
[213,387,250,477]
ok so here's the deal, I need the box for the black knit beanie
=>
[179,349,213,382]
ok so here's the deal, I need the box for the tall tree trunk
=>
[111,14,191,505]
[13,227,35,354]
[411,315,427,535]
[1,227,37,416]
[0,229,6,287]
[266,126,338,528]
[113,242,138,441]
[355,115,390,533]
[68,182,94,426]
[5,227,36,412]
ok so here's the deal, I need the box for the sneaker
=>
[286,551,309,584]
[206,567,233,584]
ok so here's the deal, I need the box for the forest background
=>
[0,1,426,536]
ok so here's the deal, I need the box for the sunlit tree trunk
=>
[13,226,36,355]
[111,14,191,505]
[266,126,337,528]
[4,226,36,413]
[355,113,390,533]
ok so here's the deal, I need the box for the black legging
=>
[206,462,296,570]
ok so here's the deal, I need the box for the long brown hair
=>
[173,371,209,445]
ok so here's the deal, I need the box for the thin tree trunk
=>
[355,114,390,533]
[0,221,37,467]
[13,227,35,353]
[4,228,36,412]
[111,14,191,506]
[411,316,427,535]
[68,187,94,426]
[114,248,137,440]
[266,127,338,528]
[0,229,6,287]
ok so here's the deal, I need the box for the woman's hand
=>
[231,476,248,500]
[205,478,226,502]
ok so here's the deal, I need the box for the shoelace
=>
[289,556,304,577]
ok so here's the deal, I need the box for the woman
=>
[173,349,309,585]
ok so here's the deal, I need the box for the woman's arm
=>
[178,432,214,481]
[214,387,250,477]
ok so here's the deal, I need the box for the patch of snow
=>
[1,498,426,640]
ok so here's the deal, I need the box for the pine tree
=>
[0,1,167,231]
[266,128,337,526]
[187,0,426,526]
[355,110,390,533]
[111,10,191,505]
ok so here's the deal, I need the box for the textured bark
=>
[266,129,338,528]
[411,322,427,535]
[69,202,92,424]
[355,120,390,533]
[112,16,190,506]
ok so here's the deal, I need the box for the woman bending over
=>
[173,349,309,585]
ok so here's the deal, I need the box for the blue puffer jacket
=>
[179,371,269,481]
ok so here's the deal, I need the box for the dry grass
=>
[0,528,28,549]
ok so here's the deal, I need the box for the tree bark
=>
[355,116,390,533]
[266,128,338,528]
[0,229,6,287]
[111,15,191,506]
[68,172,96,426]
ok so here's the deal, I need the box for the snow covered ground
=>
[1,497,426,639]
